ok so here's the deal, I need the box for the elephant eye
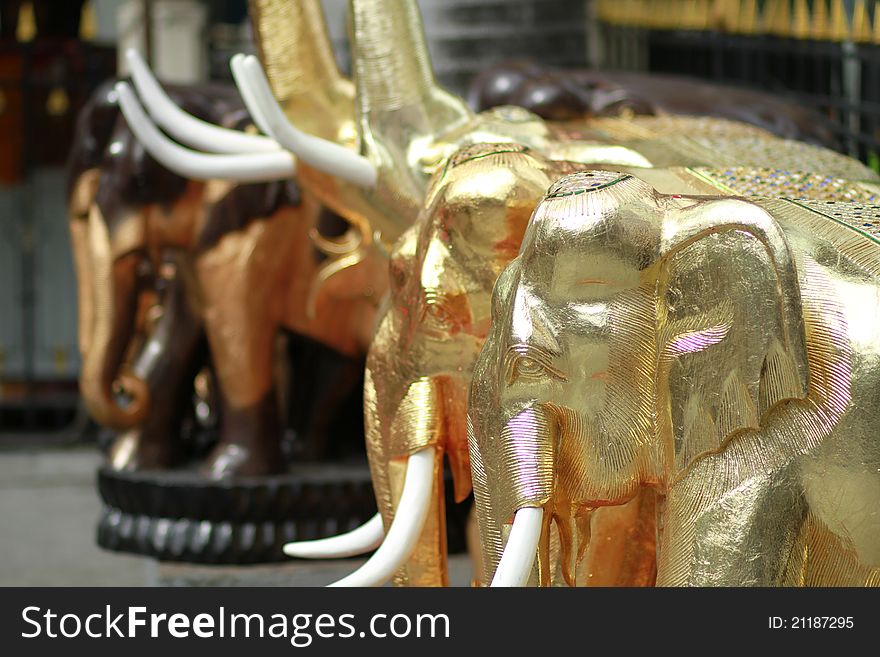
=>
[508,353,567,383]
[426,301,453,325]
[516,357,543,376]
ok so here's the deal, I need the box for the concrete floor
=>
[0,447,473,586]
[0,447,153,585]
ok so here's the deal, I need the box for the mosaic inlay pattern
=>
[695,138,879,182]
[790,199,880,240]
[693,167,880,203]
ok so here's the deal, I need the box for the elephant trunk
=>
[364,372,448,586]
[78,207,149,430]
[293,370,445,586]
[477,403,660,587]
[69,217,94,359]
[282,341,464,586]
[471,403,557,586]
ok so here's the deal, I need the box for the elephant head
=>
[351,145,581,586]
[68,86,207,430]
[469,171,812,586]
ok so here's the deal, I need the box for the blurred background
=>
[0,0,878,585]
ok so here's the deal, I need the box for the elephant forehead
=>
[544,170,633,198]
[523,175,663,259]
[522,249,646,303]
[419,237,465,292]
[508,284,563,353]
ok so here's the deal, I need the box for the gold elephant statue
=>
[470,170,880,586]
[361,145,669,587]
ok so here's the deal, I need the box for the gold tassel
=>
[681,0,691,29]
[715,0,736,32]
[709,0,724,31]
[792,0,811,39]
[636,0,648,27]
[695,0,709,30]
[727,0,742,33]
[657,0,669,28]
[80,1,96,41]
[812,0,830,40]
[16,1,35,42]
[774,0,792,37]
[829,0,850,41]
[851,0,871,42]
[740,0,758,34]
[873,1,880,44]
[761,0,779,35]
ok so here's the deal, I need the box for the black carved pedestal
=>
[96,463,377,564]
[96,463,471,564]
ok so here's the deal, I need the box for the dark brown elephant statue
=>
[468,60,838,148]
[67,74,383,478]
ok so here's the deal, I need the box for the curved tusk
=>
[284,513,384,559]
[125,49,279,154]
[328,447,436,587]
[490,507,543,587]
[241,55,378,188]
[229,53,277,140]
[114,82,296,182]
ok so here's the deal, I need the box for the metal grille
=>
[601,26,879,165]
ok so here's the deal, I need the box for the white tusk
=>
[240,55,378,188]
[283,513,384,559]
[125,48,279,154]
[114,82,296,182]
[229,54,277,140]
[490,507,543,587]
[327,447,436,587]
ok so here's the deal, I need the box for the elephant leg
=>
[656,459,807,586]
[193,205,302,478]
[206,386,284,477]
[108,266,205,470]
[201,325,284,477]
[285,334,364,460]
[197,276,285,478]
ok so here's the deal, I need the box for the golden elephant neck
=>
[249,0,352,136]
[350,0,471,132]
[351,0,434,112]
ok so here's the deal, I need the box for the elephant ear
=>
[656,219,809,475]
